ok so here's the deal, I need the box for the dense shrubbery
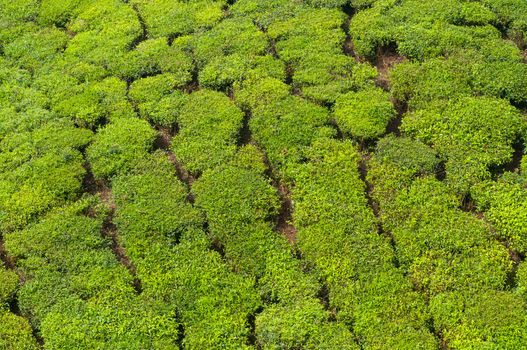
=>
[1,0,526,348]
[401,96,524,193]
[368,136,527,348]
[334,87,395,139]
[171,89,244,175]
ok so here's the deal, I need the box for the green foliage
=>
[482,0,527,46]
[256,300,358,350]
[171,90,244,174]
[131,0,225,38]
[472,181,527,254]
[430,290,527,349]
[375,135,439,175]
[38,0,96,26]
[199,54,286,90]
[333,87,396,139]
[349,0,520,60]
[112,152,204,264]
[41,291,179,350]
[267,8,346,63]
[0,311,38,350]
[290,139,435,345]
[128,74,188,126]
[0,118,91,231]
[266,7,376,102]
[230,0,302,29]
[352,272,437,349]
[401,96,525,192]
[390,57,472,109]
[112,38,193,82]
[5,201,133,317]
[517,262,527,299]
[54,77,134,127]
[63,0,141,69]
[0,0,39,22]
[3,27,68,71]
[111,153,259,349]
[192,17,268,68]
[86,117,156,179]
[237,78,332,172]
[193,165,280,237]
[1,0,526,347]
[391,54,527,107]
[382,177,511,290]
[0,267,18,306]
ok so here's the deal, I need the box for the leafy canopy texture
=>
[0,0,527,348]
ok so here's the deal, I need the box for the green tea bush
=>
[86,117,156,179]
[131,0,225,38]
[0,266,18,306]
[129,74,188,126]
[199,54,286,90]
[230,0,302,29]
[40,290,179,350]
[333,87,396,140]
[0,0,39,22]
[112,152,204,264]
[38,0,96,27]
[236,78,332,171]
[171,90,244,174]
[375,135,439,175]
[111,153,260,349]
[63,0,141,69]
[192,146,351,347]
[112,37,193,82]
[256,300,358,350]
[0,118,91,231]
[192,17,268,69]
[473,181,527,254]
[2,27,68,71]
[54,77,134,127]
[483,0,527,46]
[290,139,436,346]
[430,290,527,349]
[266,7,373,102]
[401,96,525,192]
[0,311,38,350]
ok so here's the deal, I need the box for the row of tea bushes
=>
[367,136,527,349]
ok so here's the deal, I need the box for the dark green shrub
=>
[375,135,439,175]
